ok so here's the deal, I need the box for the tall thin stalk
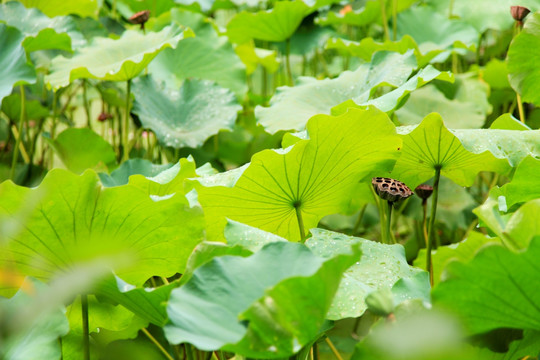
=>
[426,167,441,286]
[122,79,132,162]
[141,328,174,360]
[385,202,393,244]
[392,0,398,40]
[82,80,92,129]
[81,294,90,360]
[10,85,26,181]
[379,0,390,41]
[285,38,293,86]
[294,201,306,242]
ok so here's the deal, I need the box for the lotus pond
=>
[1,0,540,359]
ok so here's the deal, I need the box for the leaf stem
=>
[295,202,306,242]
[285,38,293,86]
[352,204,367,235]
[10,85,26,181]
[141,328,174,360]
[426,167,441,286]
[325,337,343,360]
[392,0,398,41]
[82,80,92,130]
[385,201,393,244]
[122,79,132,162]
[81,294,90,360]
[379,0,390,41]
[422,199,428,248]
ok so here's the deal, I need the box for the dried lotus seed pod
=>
[415,184,434,201]
[372,177,413,204]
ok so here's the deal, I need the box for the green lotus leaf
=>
[0,278,69,360]
[483,58,511,90]
[164,241,360,356]
[432,237,540,334]
[490,113,530,130]
[0,168,205,294]
[392,114,510,189]
[397,6,479,62]
[149,9,247,97]
[0,24,36,104]
[499,156,540,208]
[315,0,416,26]
[44,128,117,174]
[226,1,310,43]
[451,128,540,167]
[132,76,241,148]
[395,75,491,128]
[115,0,175,18]
[0,2,85,52]
[1,92,49,121]
[97,276,178,326]
[224,220,287,252]
[235,42,280,75]
[426,0,540,32]
[508,11,540,106]
[62,295,135,360]
[46,25,193,89]
[18,0,99,18]
[197,107,401,242]
[306,229,425,319]
[98,159,174,187]
[256,51,417,133]
[474,193,540,251]
[414,231,499,286]
[325,36,417,62]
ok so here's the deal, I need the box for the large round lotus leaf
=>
[18,0,99,18]
[397,6,479,57]
[226,1,310,43]
[499,156,540,208]
[392,114,510,189]
[98,159,173,187]
[1,93,49,121]
[306,229,426,320]
[46,25,193,89]
[115,0,175,18]
[256,51,417,133]
[1,278,70,360]
[395,76,491,128]
[426,0,540,32]
[149,9,247,98]
[197,107,401,242]
[0,24,36,104]
[44,128,117,174]
[451,128,540,167]
[316,0,417,26]
[433,237,540,334]
[131,76,241,148]
[0,2,85,52]
[0,168,204,295]
[414,231,498,286]
[508,11,540,106]
[164,241,360,356]
[325,36,417,62]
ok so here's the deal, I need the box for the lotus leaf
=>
[46,25,193,89]
[197,107,401,242]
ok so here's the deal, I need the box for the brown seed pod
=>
[510,6,530,22]
[415,184,434,201]
[129,10,150,26]
[372,177,413,203]
[98,112,113,122]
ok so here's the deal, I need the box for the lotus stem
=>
[82,80,92,130]
[10,85,26,181]
[141,328,175,360]
[325,337,343,360]
[122,79,132,162]
[426,167,441,286]
[422,199,428,247]
[385,201,393,244]
[379,0,390,41]
[285,38,293,86]
[352,204,367,235]
[392,0,398,41]
[294,201,306,242]
[448,0,454,17]
[81,294,90,360]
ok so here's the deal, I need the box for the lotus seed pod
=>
[372,177,413,203]
[129,10,150,29]
[415,184,434,201]
[511,6,530,22]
